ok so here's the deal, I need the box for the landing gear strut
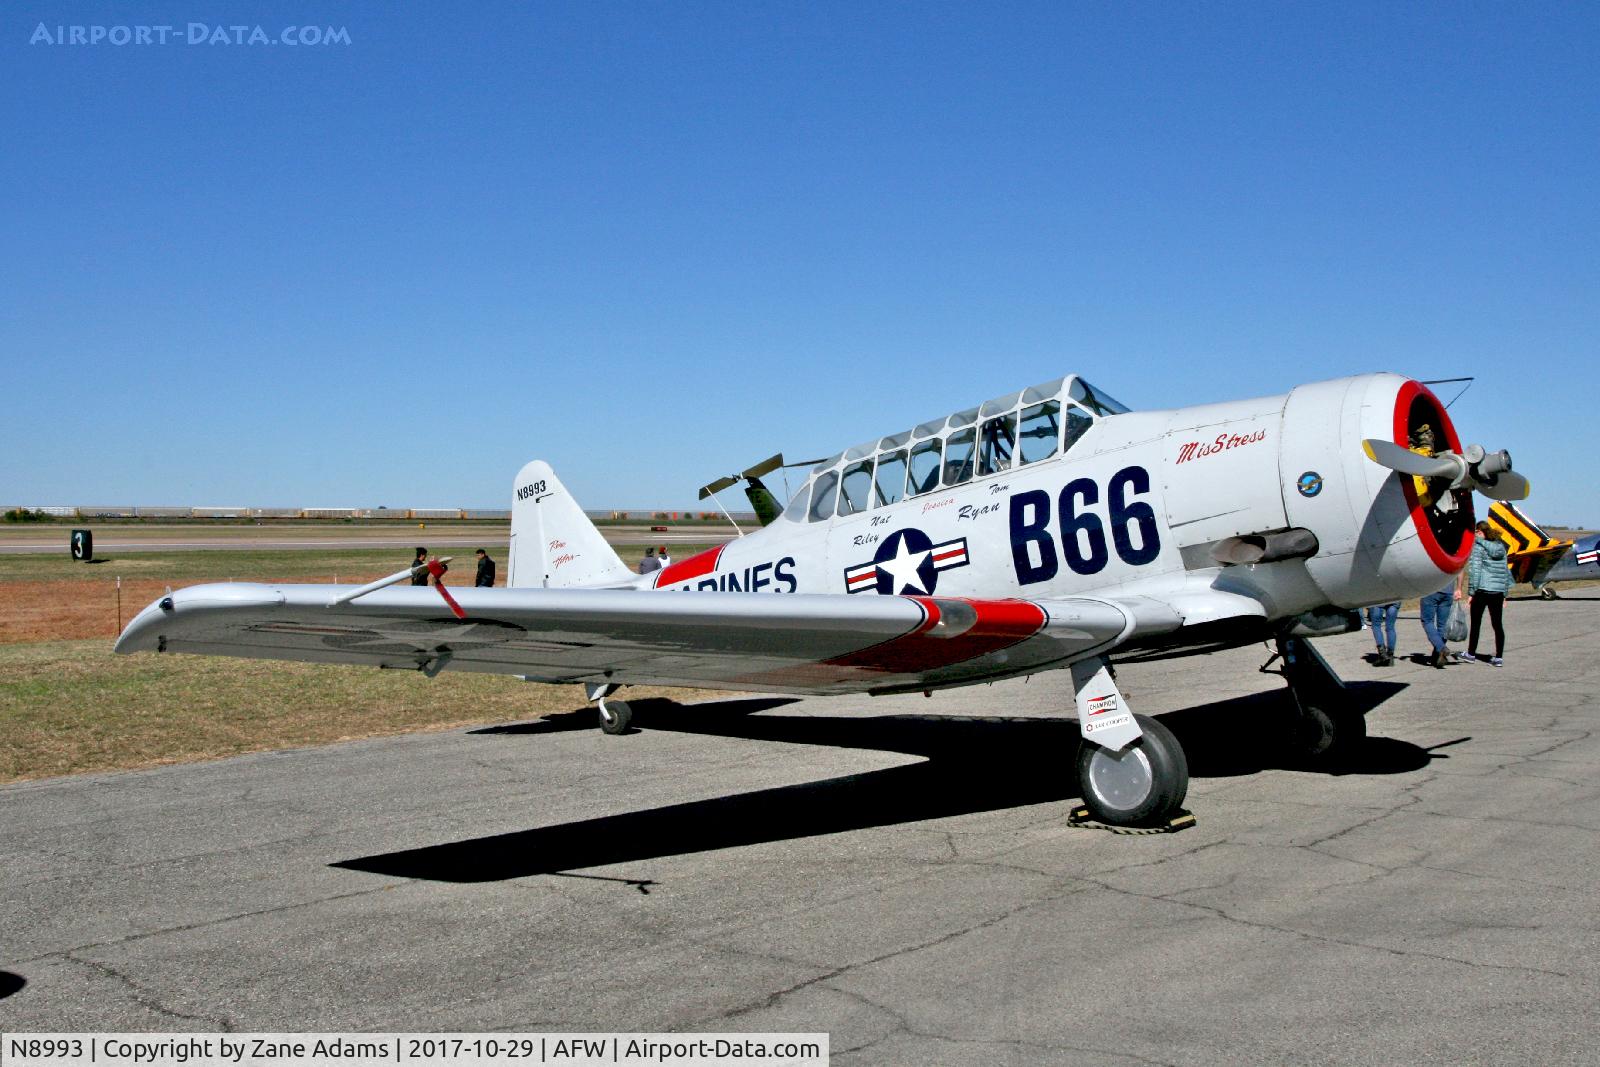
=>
[1271,634,1366,762]
[1070,657,1189,827]
[586,682,632,735]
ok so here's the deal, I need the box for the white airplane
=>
[115,372,1527,827]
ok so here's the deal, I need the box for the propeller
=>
[695,453,800,501]
[696,453,826,528]
[1361,439,1530,501]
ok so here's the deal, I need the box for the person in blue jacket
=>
[1458,521,1513,666]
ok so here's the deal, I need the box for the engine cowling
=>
[1277,374,1473,608]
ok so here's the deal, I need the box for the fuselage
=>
[1540,533,1600,586]
[641,373,1474,653]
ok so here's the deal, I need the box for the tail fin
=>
[508,461,637,589]
[1487,501,1574,584]
[1486,501,1567,554]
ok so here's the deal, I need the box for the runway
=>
[0,528,728,554]
[3,598,1597,1063]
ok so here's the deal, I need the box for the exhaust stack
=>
[1211,528,1320,566]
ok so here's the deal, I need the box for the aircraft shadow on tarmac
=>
[333,680,1439,885]
[0,972,25,1000]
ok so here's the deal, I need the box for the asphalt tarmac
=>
[3,596,1596,1064]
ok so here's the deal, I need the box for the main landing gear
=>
[1070,657,1189,827]
[586,682,632,735]
[1269,634,1366,762]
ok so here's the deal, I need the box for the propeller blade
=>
[1361,439,1461,479]
[741,453,785,480]
[327,557,453,607]
[1473,471,1531,501]
[697,475,740,500]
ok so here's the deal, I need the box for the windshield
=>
[1069,378,1130,417]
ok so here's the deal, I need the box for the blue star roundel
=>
[842,528,970,595]
[1297,471,1324,497]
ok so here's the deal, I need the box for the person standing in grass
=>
[410,546,429,585]
[1459,521,1512,666]
[474,548,496,587]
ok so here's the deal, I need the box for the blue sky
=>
[5,3,1596,521]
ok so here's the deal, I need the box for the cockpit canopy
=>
[782,375,1129,523]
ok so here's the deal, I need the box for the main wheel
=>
[1076,713,1189,827]
[1288,698,1366,763]
[598,699,632,735]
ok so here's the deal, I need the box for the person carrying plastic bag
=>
[1457,521,1513,666]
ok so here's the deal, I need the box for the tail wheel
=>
[1076,713,1189,827]
[598,699,632,735]
[1288,699,1366,763]
[1292,701,1338,759]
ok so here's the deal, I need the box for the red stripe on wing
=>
[732,597,1048,688]
[833,596,1046,674]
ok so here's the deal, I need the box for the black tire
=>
[598,699,632,735]
[1288,698,1366,763]
[1076,713,1189,827]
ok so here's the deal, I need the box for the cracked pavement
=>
[3,596,1598,1064]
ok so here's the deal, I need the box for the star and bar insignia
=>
[843,528,970,595]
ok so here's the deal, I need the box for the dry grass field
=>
[0,543,724,642]
[0,538,725,783]
[0,640,730,784]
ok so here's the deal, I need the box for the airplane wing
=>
[114,583,1175,696]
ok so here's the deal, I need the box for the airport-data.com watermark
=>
[30,22,351,47]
